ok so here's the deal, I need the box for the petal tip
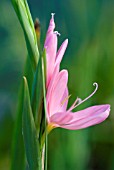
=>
[47,13,55,32]
[105,104,111,116]
[65,39,68,43]
[99,104,110,120]
[64,39,68,46]
[103,104,111,113]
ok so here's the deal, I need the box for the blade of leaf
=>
[31,57,43,133]
[23,76,41,170]
[11,57,33,170]
[11,0,39,70]
[11,1,39,169]
[11,83,25,170]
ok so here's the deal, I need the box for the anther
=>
[51,13,55,19]
[61,94,71,106]
[77,98,82,104]
[54,31,61,36]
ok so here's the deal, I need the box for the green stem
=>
[40,124,54,151]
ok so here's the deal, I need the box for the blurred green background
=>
[0,0,114,169]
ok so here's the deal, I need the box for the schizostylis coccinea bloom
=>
[44,14,110,131]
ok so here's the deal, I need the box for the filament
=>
[67,97,82,112]
[73,82,98,109]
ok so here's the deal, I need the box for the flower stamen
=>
[51,13,55,19]
[67,97,82,112]
[74,82,98,109]
[61,94,71,106]
[54,31,61,36]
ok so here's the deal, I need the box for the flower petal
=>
[45,14,55,43]
[59,104,110,130]
[55,39,68,72]
[50,111,73,125]
[46,65,58,104]
[44,15,57,87]
[46,70,68,118]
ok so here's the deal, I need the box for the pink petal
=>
[59,104,110,130]
[50,111,73,125]
[44,15,57,87]
[47,70,68,118]
[45,14,55,43]
[46,66,59,104]
[55,39,68,72]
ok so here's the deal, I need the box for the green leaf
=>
[23,76,41,170]
[11,1,40,169]
[31,57,42,119]
[42,49,46,79]
[10,83,25,170]
[11,0,39,70]
[31,57,43,133]
[11,57,34,170]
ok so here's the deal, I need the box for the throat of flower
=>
[47,123,56,133]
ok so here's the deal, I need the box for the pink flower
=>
[46,69,110,130]
[45,14,110,131]
[44,13,68,88]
